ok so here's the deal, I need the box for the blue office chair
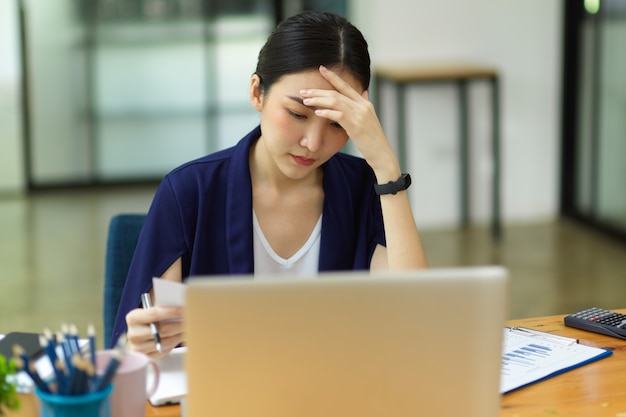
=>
[103,213,147,348]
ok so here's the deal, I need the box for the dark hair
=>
[255,11,371,95]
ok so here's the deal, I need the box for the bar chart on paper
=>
[503,340,552,368]
[500,329,612,393]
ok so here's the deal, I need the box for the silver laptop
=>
[184,266,508,417]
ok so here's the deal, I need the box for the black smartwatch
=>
[374,173,411,195]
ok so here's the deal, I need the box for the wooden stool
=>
[374,63,501,240]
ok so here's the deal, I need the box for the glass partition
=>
[563,0,626,241]
[23,0,272,184]
[88,0,273,181]
[22,0,347,185]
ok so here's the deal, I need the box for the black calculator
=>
[564,307,626,339]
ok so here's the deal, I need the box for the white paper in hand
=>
[153,277,185,307]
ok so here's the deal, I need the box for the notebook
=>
[147,347,187,406]
[184,266,509,417]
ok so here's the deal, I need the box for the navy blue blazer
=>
[111,126,386,346]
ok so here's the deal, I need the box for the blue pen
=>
[94,349,123,392]
[87,323,96,368]
[55,358,68,394]
[84,356,96,392]
[13,346,50,393]
[61,324,71,351]
[63,323,78,355]
[57,331,74,373]
[66,355,80,395]
[42,329,58,364]
[39,333,63,391]
[69,324,81,355]
[68,355,89,395]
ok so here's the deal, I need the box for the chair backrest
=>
[103,213,147,348]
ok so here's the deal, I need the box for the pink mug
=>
[96,350,160,417]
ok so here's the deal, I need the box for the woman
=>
[112,11,427,356]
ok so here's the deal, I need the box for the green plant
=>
[0,354,19,415]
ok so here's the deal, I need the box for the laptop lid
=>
[184,266,508,417]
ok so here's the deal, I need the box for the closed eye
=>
[288,109,307,120]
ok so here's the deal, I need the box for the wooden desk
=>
[146,402,180,417]
[144,309,626,417]
[502,310,626,416]
[373,63,501,240]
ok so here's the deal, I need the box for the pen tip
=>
[156,342,163,353]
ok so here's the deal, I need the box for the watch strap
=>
[374,173,411,195]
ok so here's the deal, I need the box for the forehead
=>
[269,69,363,95]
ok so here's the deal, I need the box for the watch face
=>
[401,173,411,189]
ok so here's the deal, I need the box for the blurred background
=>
[0,0,625,345]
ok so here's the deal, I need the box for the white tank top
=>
[252,211,321,277]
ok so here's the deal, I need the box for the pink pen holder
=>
[96,350,160,417]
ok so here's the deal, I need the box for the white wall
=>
[0,0,25,194]
[0,0,565,227]
[352,0,563,229]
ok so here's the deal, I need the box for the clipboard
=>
[0,332,43,360]
[501,326,612,393]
